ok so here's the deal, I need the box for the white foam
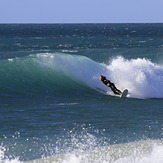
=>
[106,57,163,98]
[27,140,163,163]
[0,146,21,163]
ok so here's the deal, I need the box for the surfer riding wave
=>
[99,75,122,95]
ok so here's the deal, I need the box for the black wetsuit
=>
[102,78,122,95]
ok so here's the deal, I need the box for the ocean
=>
[0,24,163,163]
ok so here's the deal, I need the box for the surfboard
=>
[120,89,128,98]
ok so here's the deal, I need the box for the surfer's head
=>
[99,75,106,81]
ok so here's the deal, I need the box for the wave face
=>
[0,53,163,99]
[0,53,105,98]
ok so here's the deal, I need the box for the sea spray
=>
[0,146,21,163]
[107,56,163,98]
[26,131,163,163]
[1,128,163,163]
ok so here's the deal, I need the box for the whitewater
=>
[1,139,163,163]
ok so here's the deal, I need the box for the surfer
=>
[99,75,122,95]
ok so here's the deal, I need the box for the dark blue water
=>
[0,24,163,163]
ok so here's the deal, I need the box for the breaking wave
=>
[0,52,163,99]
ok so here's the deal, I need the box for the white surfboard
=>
[120,89,128,98]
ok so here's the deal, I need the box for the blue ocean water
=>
[0,24,163,163]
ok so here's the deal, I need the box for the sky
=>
[0,0,163,23]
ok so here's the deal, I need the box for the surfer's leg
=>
[116,89,122,94]
[110,83,122,95]
[110,86,121,95]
